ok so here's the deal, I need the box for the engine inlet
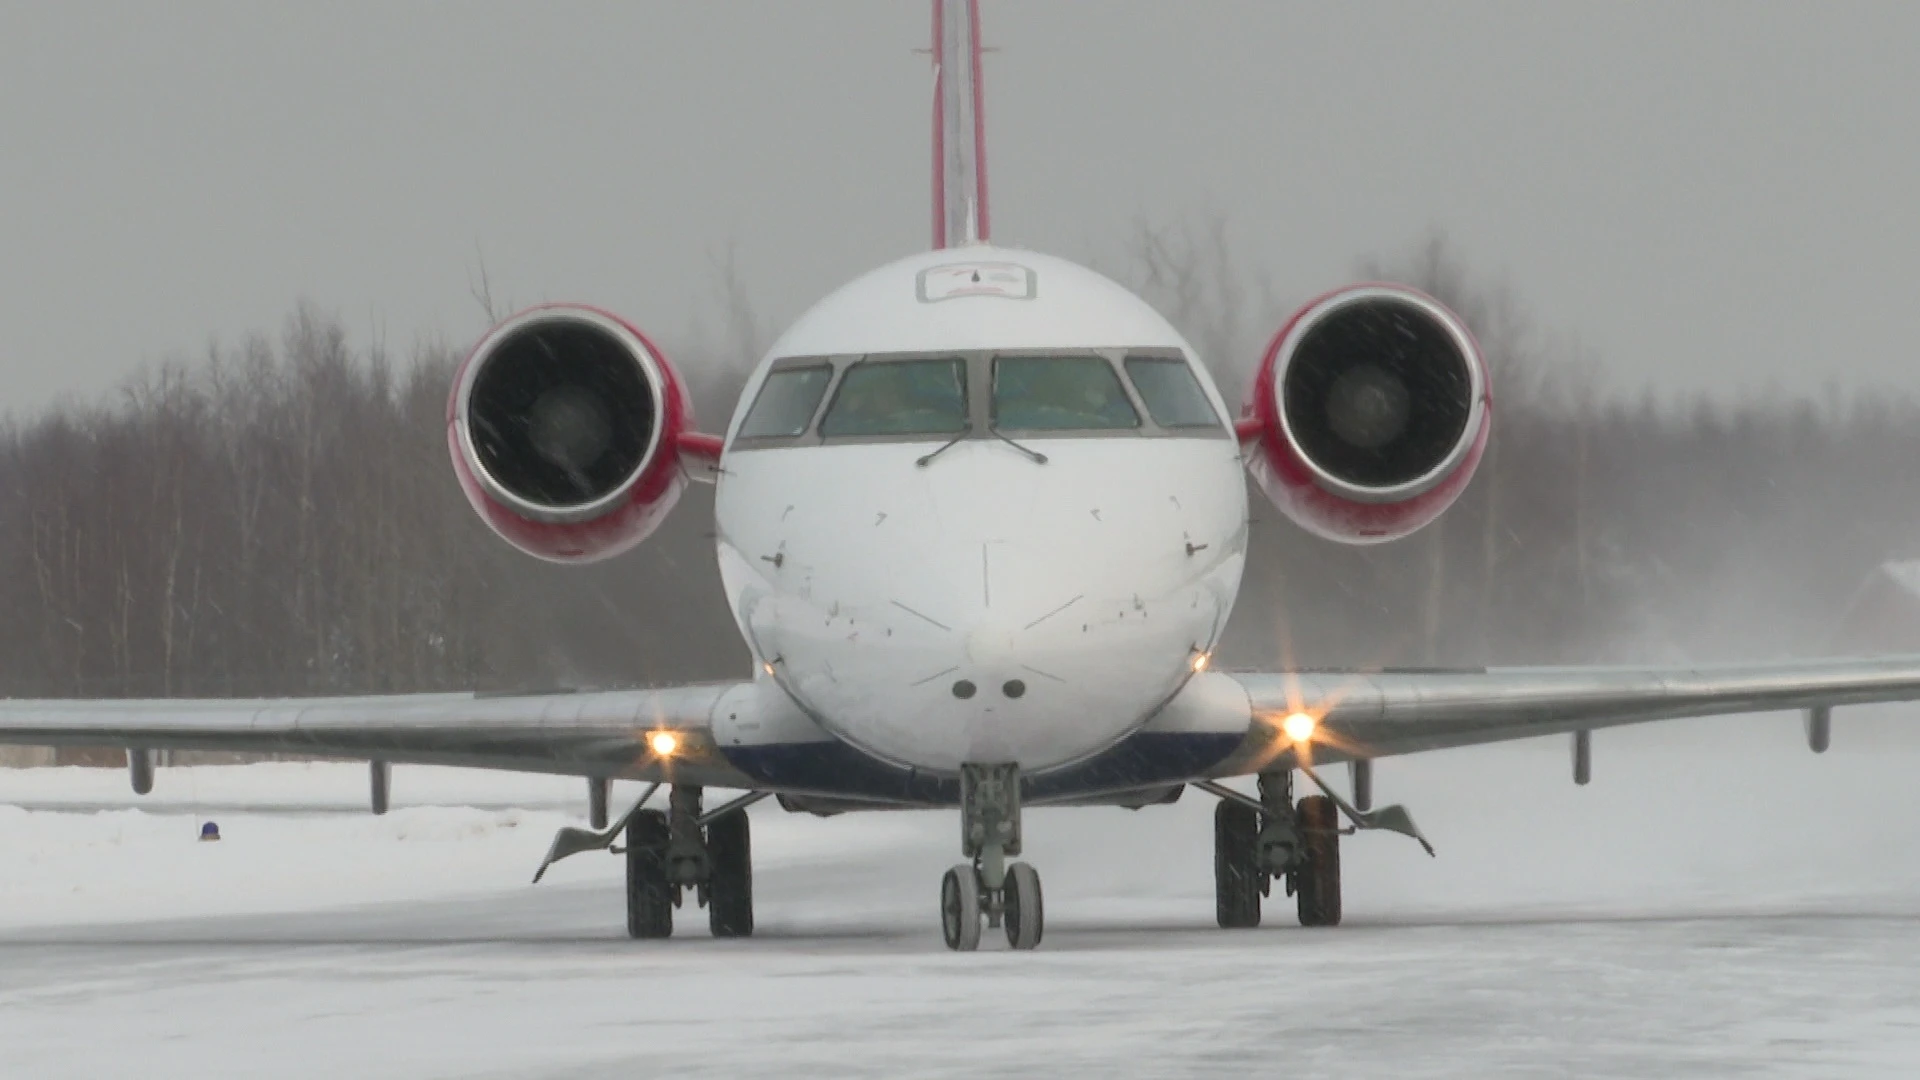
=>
[463,314,661,517]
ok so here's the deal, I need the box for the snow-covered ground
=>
[2,712,1918,1078]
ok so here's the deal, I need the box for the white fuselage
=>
[713,246,1249,773]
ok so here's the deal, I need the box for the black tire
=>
[706,809,754,938]
[941,864,983,951]
[1294,795,1342,927]
[626,809,673,939]
[1214,799,1263,928]
[1003,862,1044,950]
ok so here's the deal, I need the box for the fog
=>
[1,3,1918,701]
[4,2,1920,414]
[3,228,1916,706]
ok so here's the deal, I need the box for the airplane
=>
[5,0,1920,952]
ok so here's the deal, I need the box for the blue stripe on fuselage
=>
[719,730,1243,806]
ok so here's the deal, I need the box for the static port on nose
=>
[1002,679,1026,699]
[952,680,977,699]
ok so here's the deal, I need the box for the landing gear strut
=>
[941,763,1044,951]
[622,784,756,940]
[1209,770,1343,929]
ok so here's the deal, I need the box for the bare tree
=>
[4,247,1919,768]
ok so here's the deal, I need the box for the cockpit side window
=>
[1124,355,1223,430]
[738,364,833,438]
[819,357,970,438]
[991,356,1140,431]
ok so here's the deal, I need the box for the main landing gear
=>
[941,763,1044,951]
[1212,770,1342,929]
[625,785,759,940]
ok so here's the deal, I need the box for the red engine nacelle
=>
[448,304,718,563]
[1239,284,1491,543]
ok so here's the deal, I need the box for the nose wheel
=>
[1002,861,1044,949]
[941,763,1044,951]
[940,860,1044,951]
[941,865,983,950]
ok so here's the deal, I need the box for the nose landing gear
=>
[941,763,1045,951]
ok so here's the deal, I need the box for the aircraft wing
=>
[7,657,1917,795]
[1210,655,1920,772]
[0,683,764,788]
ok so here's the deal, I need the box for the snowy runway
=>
[4,715,1919,1078]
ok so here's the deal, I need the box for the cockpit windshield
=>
[1124,355,1223,430]
[991,356,1140,431]
[739,365,833,438]
[732,349,1227,449]
[819,357,969,438]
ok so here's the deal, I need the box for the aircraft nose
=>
[964,621,1019,668]
[754,556,1224,771]
[928,597,1201,766]
[735,437,1247,771]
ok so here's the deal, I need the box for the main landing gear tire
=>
[941,864,983,952]
[706,809,754,938]
[1003,862,1044,950]
[1294,794,1342,927]
[1214,800,1263,929]
[625,809,673,940]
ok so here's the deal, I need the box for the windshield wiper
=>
[989,427,1048,465]
[916,428,1048,467]
[915,431,970,468]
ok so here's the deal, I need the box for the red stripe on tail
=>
[931,1,947,248]
[930,0,989,248]
[967,0,989,243]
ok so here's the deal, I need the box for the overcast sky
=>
[3,1,1917,415]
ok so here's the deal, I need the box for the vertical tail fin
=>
[931,0,989,248]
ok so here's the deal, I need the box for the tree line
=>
[4,236,1917,732]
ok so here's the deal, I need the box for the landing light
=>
[1281,712,1317,743]
[648,731,680,758]
[1191,652,1211,673]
